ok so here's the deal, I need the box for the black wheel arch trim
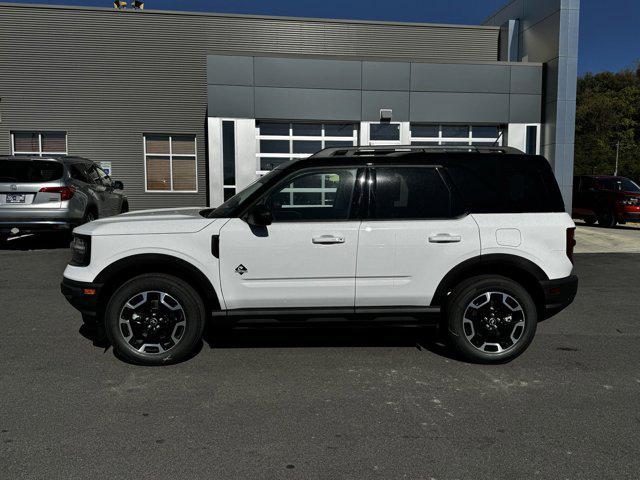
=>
[431,254,549,308]
[93,254,221,313]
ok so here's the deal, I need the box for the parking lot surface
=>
[1,238,639,479]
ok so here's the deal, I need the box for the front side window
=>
[12,131,67,156]
[262,168,358,222]
[370,167,457,220]
[144,134,197,192]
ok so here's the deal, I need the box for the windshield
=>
[0,160,63,183]
[208,169,281,218]
[599,177,640,193]
[618,178,640,193]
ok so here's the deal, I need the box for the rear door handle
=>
[312,235,345,245]
[429,234,462,244]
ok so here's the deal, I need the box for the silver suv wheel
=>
[118,291,187,355]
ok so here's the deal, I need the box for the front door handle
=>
[312,235,345,245]
[429,234,462,244]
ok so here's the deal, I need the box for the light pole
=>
[614,140,620,176]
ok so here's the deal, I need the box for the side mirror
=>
[112,180,124,190]
[245,204,272,227]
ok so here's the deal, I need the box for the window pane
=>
[172,135,196,155]
[41,132,67,153]
[258,122,289,136]
[260,140,290,154]
[526,126,537,154]
[473,126,499,139]
[292,123,322,136]
[222,121,236,186]
[13,132,39,153]
[324,140,354,148]
[146,135,170,155]
[292,141,322,154]
[260,157,290,171]
[324,124,354,137]
[172,156,197,191]
[266,169,357,222]
[146,156,171,190]
[411,124,439,138]
[372,168,452,219]
[224,188,236,201]
[370,123,400,141]
[442,126,469,138]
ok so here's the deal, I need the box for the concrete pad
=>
[575,221,640,253]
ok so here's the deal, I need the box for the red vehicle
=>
[573,175,640,227]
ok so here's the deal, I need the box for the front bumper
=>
[540,275,578,319]
[61,276,103,317]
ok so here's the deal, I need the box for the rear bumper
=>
[540,275,578,319]
[618,212,640,223]
[0,220,75,235]
[61,276,102,317]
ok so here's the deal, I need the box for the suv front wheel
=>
[105,274,205,365]
[446,275,537,364]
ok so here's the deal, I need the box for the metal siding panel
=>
[509,94,542,123]
[207,85,255,118]
[361,91,410,122]
[410,92,510,123]
[509,64,543,95]
[254,88,362,121]
[253,57,362,90]
[207,55,254,86]
[362,61,411,91]
[411,63,511,93]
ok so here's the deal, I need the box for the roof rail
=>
[310,145,524,158]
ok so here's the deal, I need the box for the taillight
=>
[566,227,576,263]
[39,186,75,201]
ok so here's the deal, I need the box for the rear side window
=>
[370,167,459,220]
[0,160,63,183]
[446,155,565,213]
[70,164,91,183]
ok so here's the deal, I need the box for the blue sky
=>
[8,0,640,75]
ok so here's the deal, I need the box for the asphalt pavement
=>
[1,236,639,479]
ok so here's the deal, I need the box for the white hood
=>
[74,207,217,236]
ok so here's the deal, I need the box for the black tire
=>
[584,216,596,226]
[104,274,206,365]
[598,211,617,228]
[446,275,537,364]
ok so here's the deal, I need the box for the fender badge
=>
[235,264,247,275]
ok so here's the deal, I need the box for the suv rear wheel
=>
[446,275,537,364]
[105,274,205,365]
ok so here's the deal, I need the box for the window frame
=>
[250,166,366,223]
[255,122,359,175]
[364,165,467,221]
[143,134,198,194]
[409,124,503,147]
[11,131,68,156]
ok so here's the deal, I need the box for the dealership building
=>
[0,0,580,210]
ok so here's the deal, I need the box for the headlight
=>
[70,234,91,267]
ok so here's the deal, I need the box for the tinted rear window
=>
[0,160,63,183]
[371,167,460,219]
[445,155,565,213]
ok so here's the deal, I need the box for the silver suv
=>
[0,155,128,240]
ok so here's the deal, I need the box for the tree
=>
[575,63,640,182]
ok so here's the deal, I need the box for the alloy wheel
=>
[118,291,187,354]
[461,291,526,354]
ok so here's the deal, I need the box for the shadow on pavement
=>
[0,233,71,251]
[78,322,464,364]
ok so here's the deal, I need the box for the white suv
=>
[61,146,578,365]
